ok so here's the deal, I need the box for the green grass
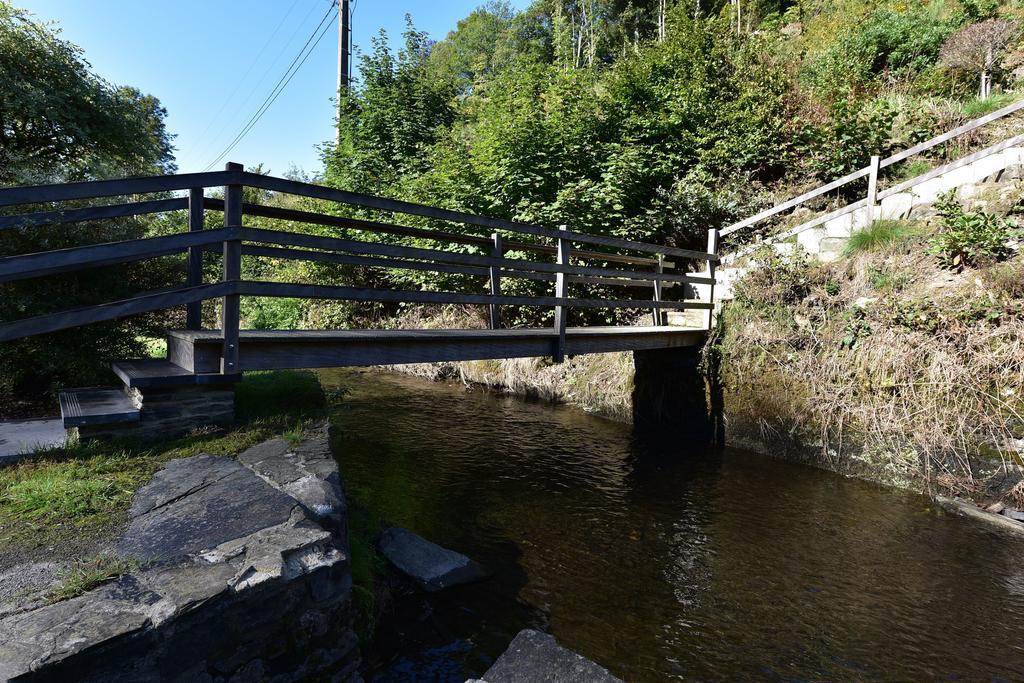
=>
[867,266,913,293]
[963,92,1018,119]
[0,425,292,548]
[1,370,328,556]
[46,555,139,603]
[845,220,918,255]
[897,158,932,181]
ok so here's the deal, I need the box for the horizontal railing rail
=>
[0,162,720,365]
[721,97,1024,240]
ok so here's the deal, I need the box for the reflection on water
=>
[322,369,1024,681]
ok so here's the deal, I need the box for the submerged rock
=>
[377,526,486,592]
[477,629,623,682]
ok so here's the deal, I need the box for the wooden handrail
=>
[0,171,234,208]
[203,198,669,268]
[0,228,239,283]
[238,227,707,285]
[721,96,1024,239]
[0,164,720,349]
[242,172,718,262]
[0,198,188,231]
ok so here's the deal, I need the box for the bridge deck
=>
[167,326,706,374]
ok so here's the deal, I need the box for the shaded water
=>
[322,369,1024,682]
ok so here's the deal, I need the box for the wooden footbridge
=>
[0,164,717,432]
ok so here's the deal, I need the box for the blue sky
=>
[20,0,529,177]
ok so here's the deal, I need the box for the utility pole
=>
[336,0,351,143]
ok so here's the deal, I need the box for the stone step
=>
[111,359,241,389]
[666,310,708,328]
[59,388,139,429]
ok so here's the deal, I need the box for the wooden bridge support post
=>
[489,232,503,330]
[221,163,243,375]
[186,188,205,330]
[553,225,570,362]
[706,229,719,330]
[651,254,664,326]
[866,154,880,224]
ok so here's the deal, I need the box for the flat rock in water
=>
[1000,508,1024,522]
[479,629,622,683]
[377,526,485,592]
[117,454,299,562]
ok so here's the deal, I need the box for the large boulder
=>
[478,629,623,682]
[377,526,486,592]
[117,453,299,562]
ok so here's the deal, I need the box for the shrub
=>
[845,220,919,254]
[930,191,1017,268]
[733,246,818,306]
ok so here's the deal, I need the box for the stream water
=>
[322,369,1024,682]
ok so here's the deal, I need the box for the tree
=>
[940,18,1018,98]
[0,2,177,410]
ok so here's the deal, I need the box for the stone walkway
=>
[0,418,64,463]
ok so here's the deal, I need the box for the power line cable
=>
[197,0,326,168]
[203,4,338,171]
[183,0,304,160]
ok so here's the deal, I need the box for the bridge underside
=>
[168,326,706,374]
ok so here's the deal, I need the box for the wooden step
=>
[111,359,240,389]
[59,388,139,428]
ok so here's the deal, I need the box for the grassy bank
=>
[0,370,326,570]
[715,207,1024,505]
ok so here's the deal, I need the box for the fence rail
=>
[0,163,718,365]
[721,97,1024,240]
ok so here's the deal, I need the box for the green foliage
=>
[0,3,176,410]
[0,2,174,184]
[2,451,138,520]
[845,219,918,254]
[733,246,818,306]
[883,294,1010,332]
[868,265,913,292]
[841,305,871,348]
[962,91,1017,116]
[803,0,962,97]
[930,191,1017,268]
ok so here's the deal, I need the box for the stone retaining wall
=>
[0,425,360,682]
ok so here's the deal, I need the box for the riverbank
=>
[0,371,326,580]
[379,222,1024,514]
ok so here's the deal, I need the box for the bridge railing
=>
[0,163,719,370]
[720,97,1024,246]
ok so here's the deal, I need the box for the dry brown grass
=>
[721,233,1024,496]
[373,304,635,421]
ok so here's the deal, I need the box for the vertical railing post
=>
[185,187,205,330]
[221,162,243,375]
[553,225,570,363]
[651,254,664,326]
[488,232,503,330]
[866,154,880,224]
[706,228,719,331]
